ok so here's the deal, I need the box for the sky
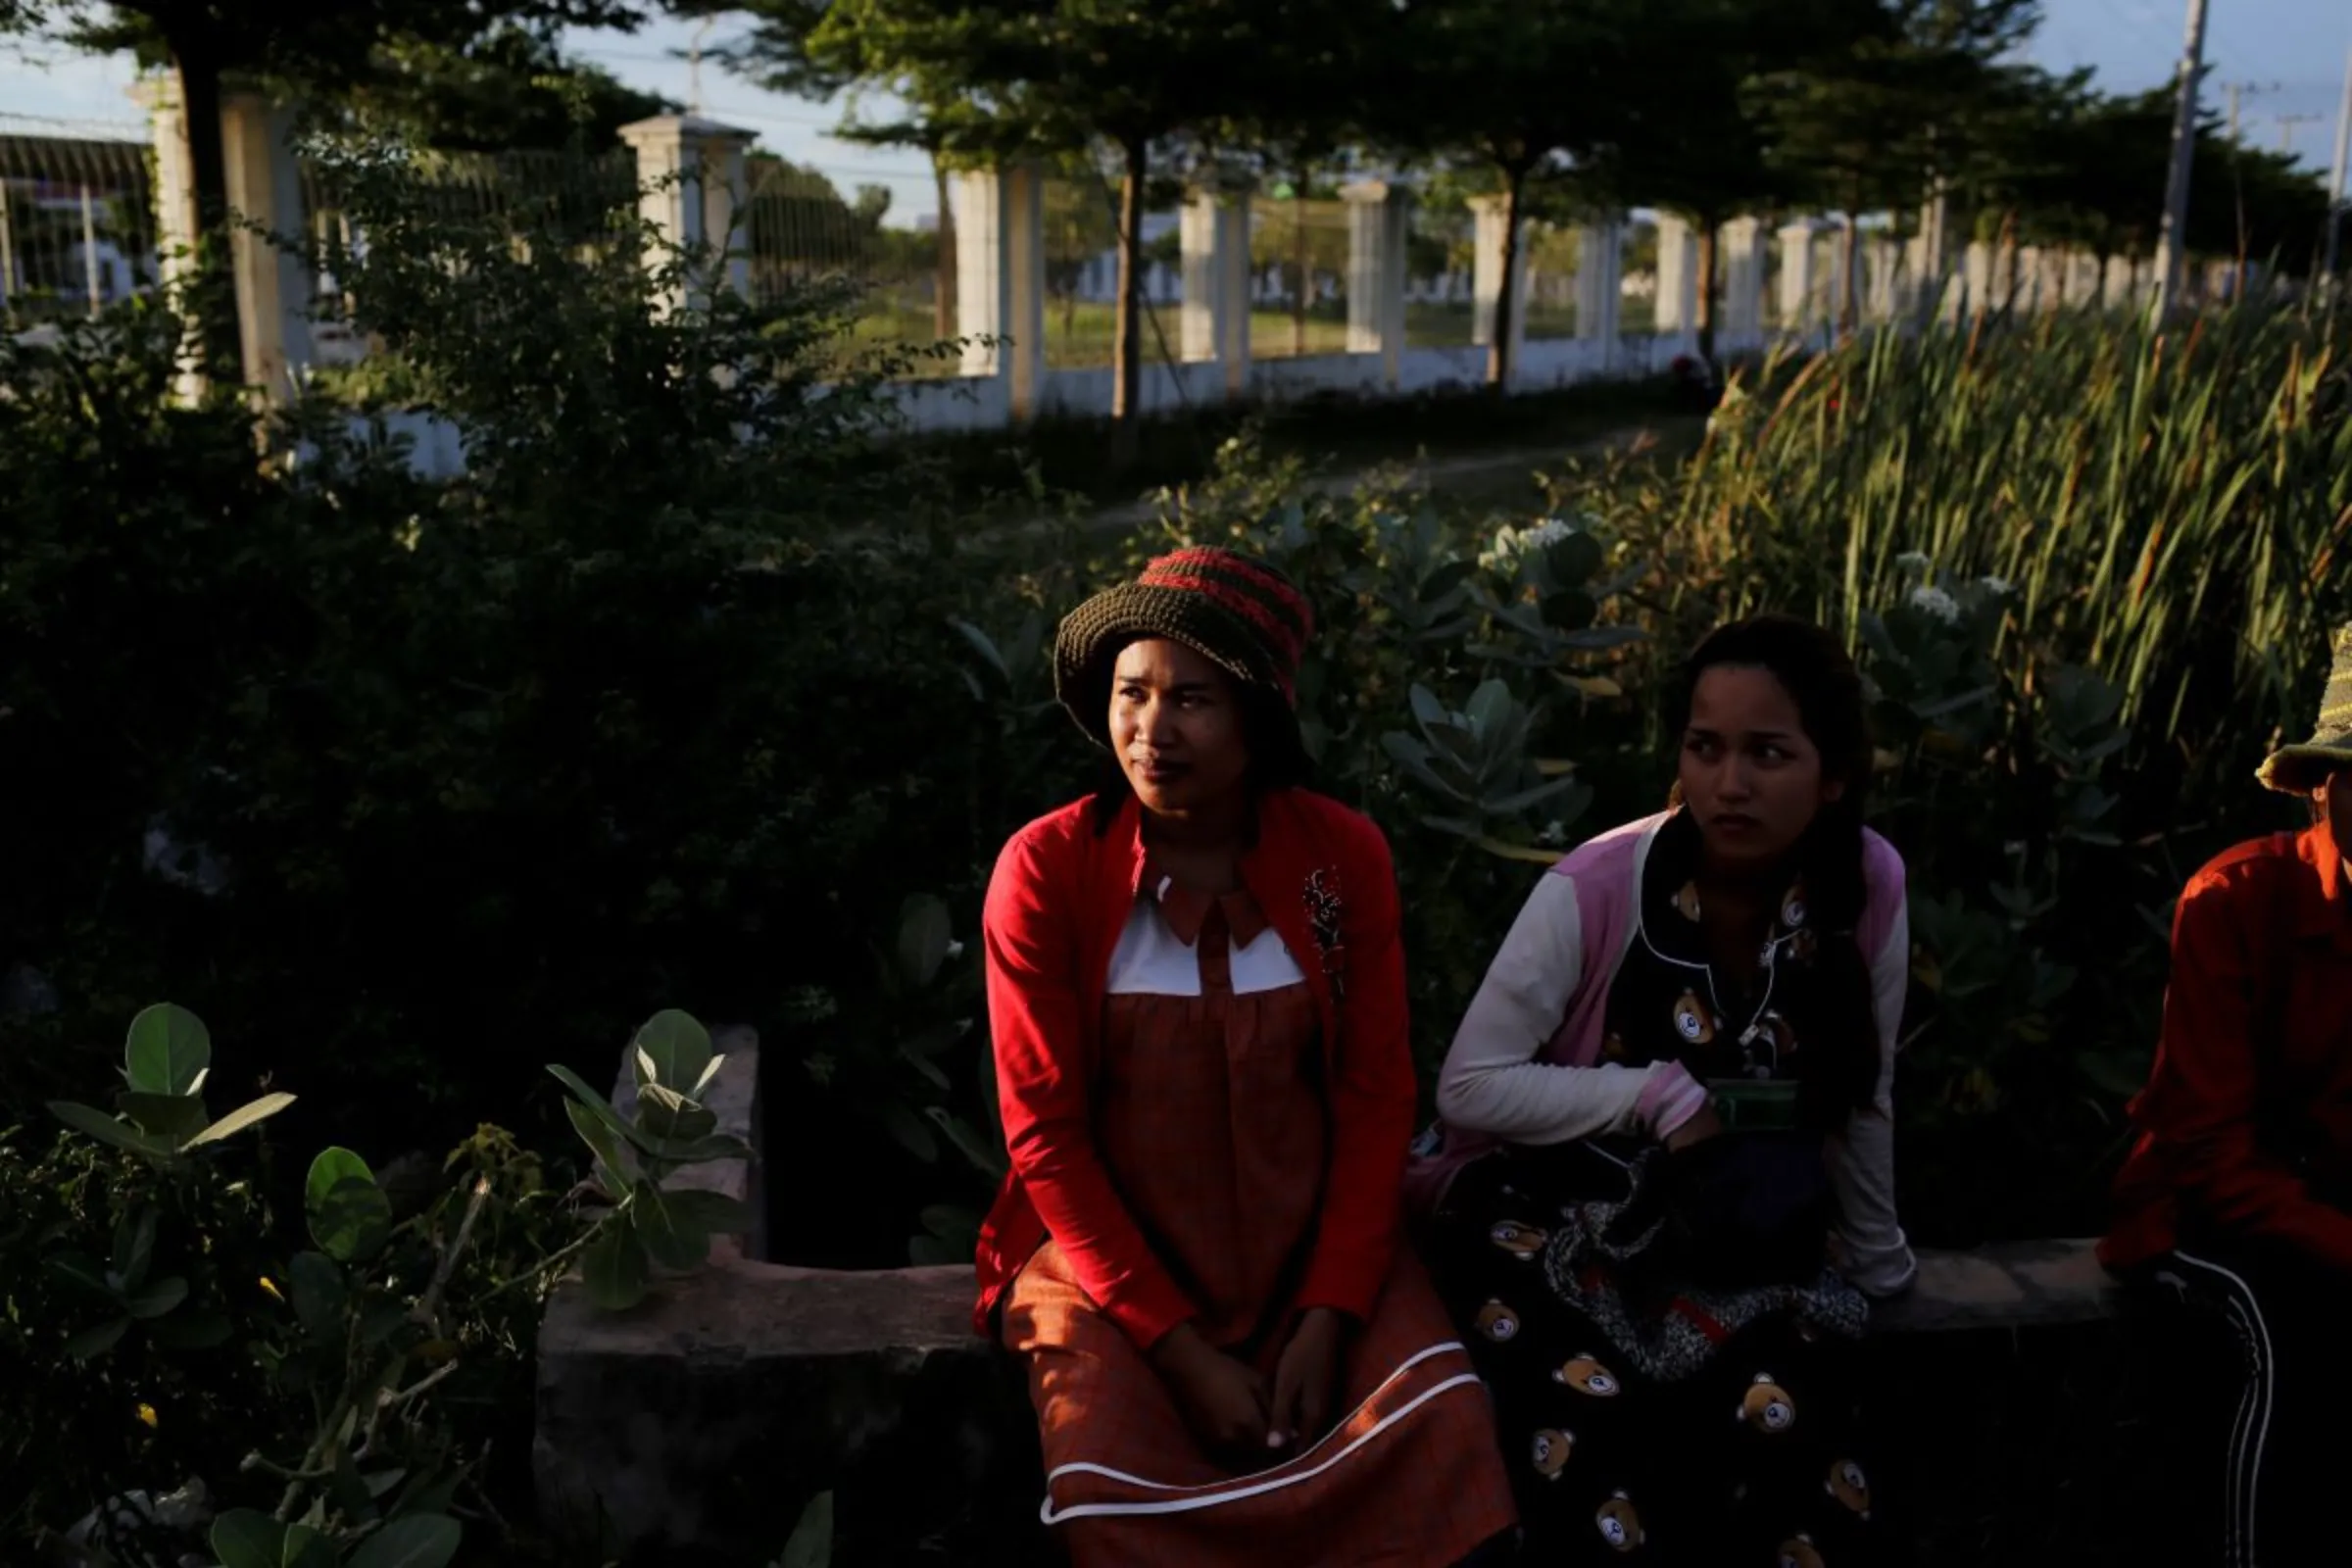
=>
[2,0,2347,228]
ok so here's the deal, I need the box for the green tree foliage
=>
[318,24,675,153]
[20,0,649,376]
[804,0,1368,467]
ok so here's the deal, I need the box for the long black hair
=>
[1669,614,1883,1128]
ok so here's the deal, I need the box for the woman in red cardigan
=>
[975,548,1516,1567]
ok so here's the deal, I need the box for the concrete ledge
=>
[1872,1237,2116,1333]
[533,1231,2116,1564]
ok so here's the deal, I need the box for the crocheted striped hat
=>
[1054,547,1315,755]
[2258,621,2352,793]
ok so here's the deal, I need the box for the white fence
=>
[7,93,2265,456]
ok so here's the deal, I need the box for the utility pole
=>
[2278,112,2323,158]
[2226,80,2281,144]
[2328,46,2352,281]
[2154,0,2212,315]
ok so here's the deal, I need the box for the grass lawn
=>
[831,298,1594,375]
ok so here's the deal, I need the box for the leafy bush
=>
[0,151,1105,1178]
[7,1005,592,1563]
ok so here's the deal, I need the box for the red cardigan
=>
[2105,819,2352,1272]
[972,787,1417,1346]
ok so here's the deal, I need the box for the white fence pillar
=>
[1777,221,1820,340]
[954,166,1046,422]
[217,91,314,396]
[1963,241,1989,315]
[1654,214,1699,339]
[1180,182,1250,399]
[619,115,755,313]
[1865,234,1901,323]
[1721,217,1767,345]
[130,78,206,401]
[1343,179,1410,388]
[1574,217,1624,364]
[1467,194,1529,376]
[2101,253,2134,309]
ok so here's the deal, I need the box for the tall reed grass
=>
[1642,301,2352,789]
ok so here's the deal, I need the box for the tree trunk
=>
[1695,210,1721,366]
[930,151,956,341]
[1110,134,1147,471]
[1292,175,1309,358]
[1486,164,1528,391]
[170,34,242,385]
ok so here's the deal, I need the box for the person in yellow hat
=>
[2104,620,2352,1568]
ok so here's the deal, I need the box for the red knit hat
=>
[1054,548,1315,756]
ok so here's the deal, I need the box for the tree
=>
[1758,0,2042,330]
[1601,0,1886,362]
[21,0,647,379]
[323,24,674,153]
[692,0,969,342]
[1357,1,1629,389]
[805,0,1365,468]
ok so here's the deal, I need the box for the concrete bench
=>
[532,1032,2125,1565]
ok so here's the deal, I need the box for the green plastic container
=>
[1708,1078,1801,1132]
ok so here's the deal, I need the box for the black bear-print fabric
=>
[1428,1152,1881,1566]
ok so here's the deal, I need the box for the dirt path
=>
[1073,416,1698,535]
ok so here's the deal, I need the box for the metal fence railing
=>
[1247,193,1350,360]
[742,156,949,372]
[0,121,160,327]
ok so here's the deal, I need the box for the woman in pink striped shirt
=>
[1411,615,1917,1567]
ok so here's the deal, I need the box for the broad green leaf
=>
[1481,776,1590,817]
[307,1149,392,1262]
[345,1513,462,1568]
[111,1207,158,1289]
[661,1188,753,1238]
[926,1106,1007,1180]
[44,1251,117,1301]
[564,1096,643,1191]
[628,1182,707,1272]
[114,1091,210,1142]
[187,1092,298,1148]
[64,1316,130,1359]
[1417,559,1479,604]
[364,1468,411,1499]
[1474,836,1568,867]
[641,1132,752,1165]
[289,1250,348,1340]
[581,1220,649,1311]
[633,1010,713,1096]
[211,1509,290,1568]
[897,895,953,989]
[549,1064,646,1155]
[778,1492,834,1568]
[123,1275,188,1320]
[124,1004,211,1096]
[1544,530,1604,586]
[635,1083,716,1145]
[47,1101,172,1158]
[948,616,1010,684]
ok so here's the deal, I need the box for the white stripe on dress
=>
[1038,1342,1481,1524]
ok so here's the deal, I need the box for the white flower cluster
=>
[1482,515,1583,572]
[1907,584,1963,625]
